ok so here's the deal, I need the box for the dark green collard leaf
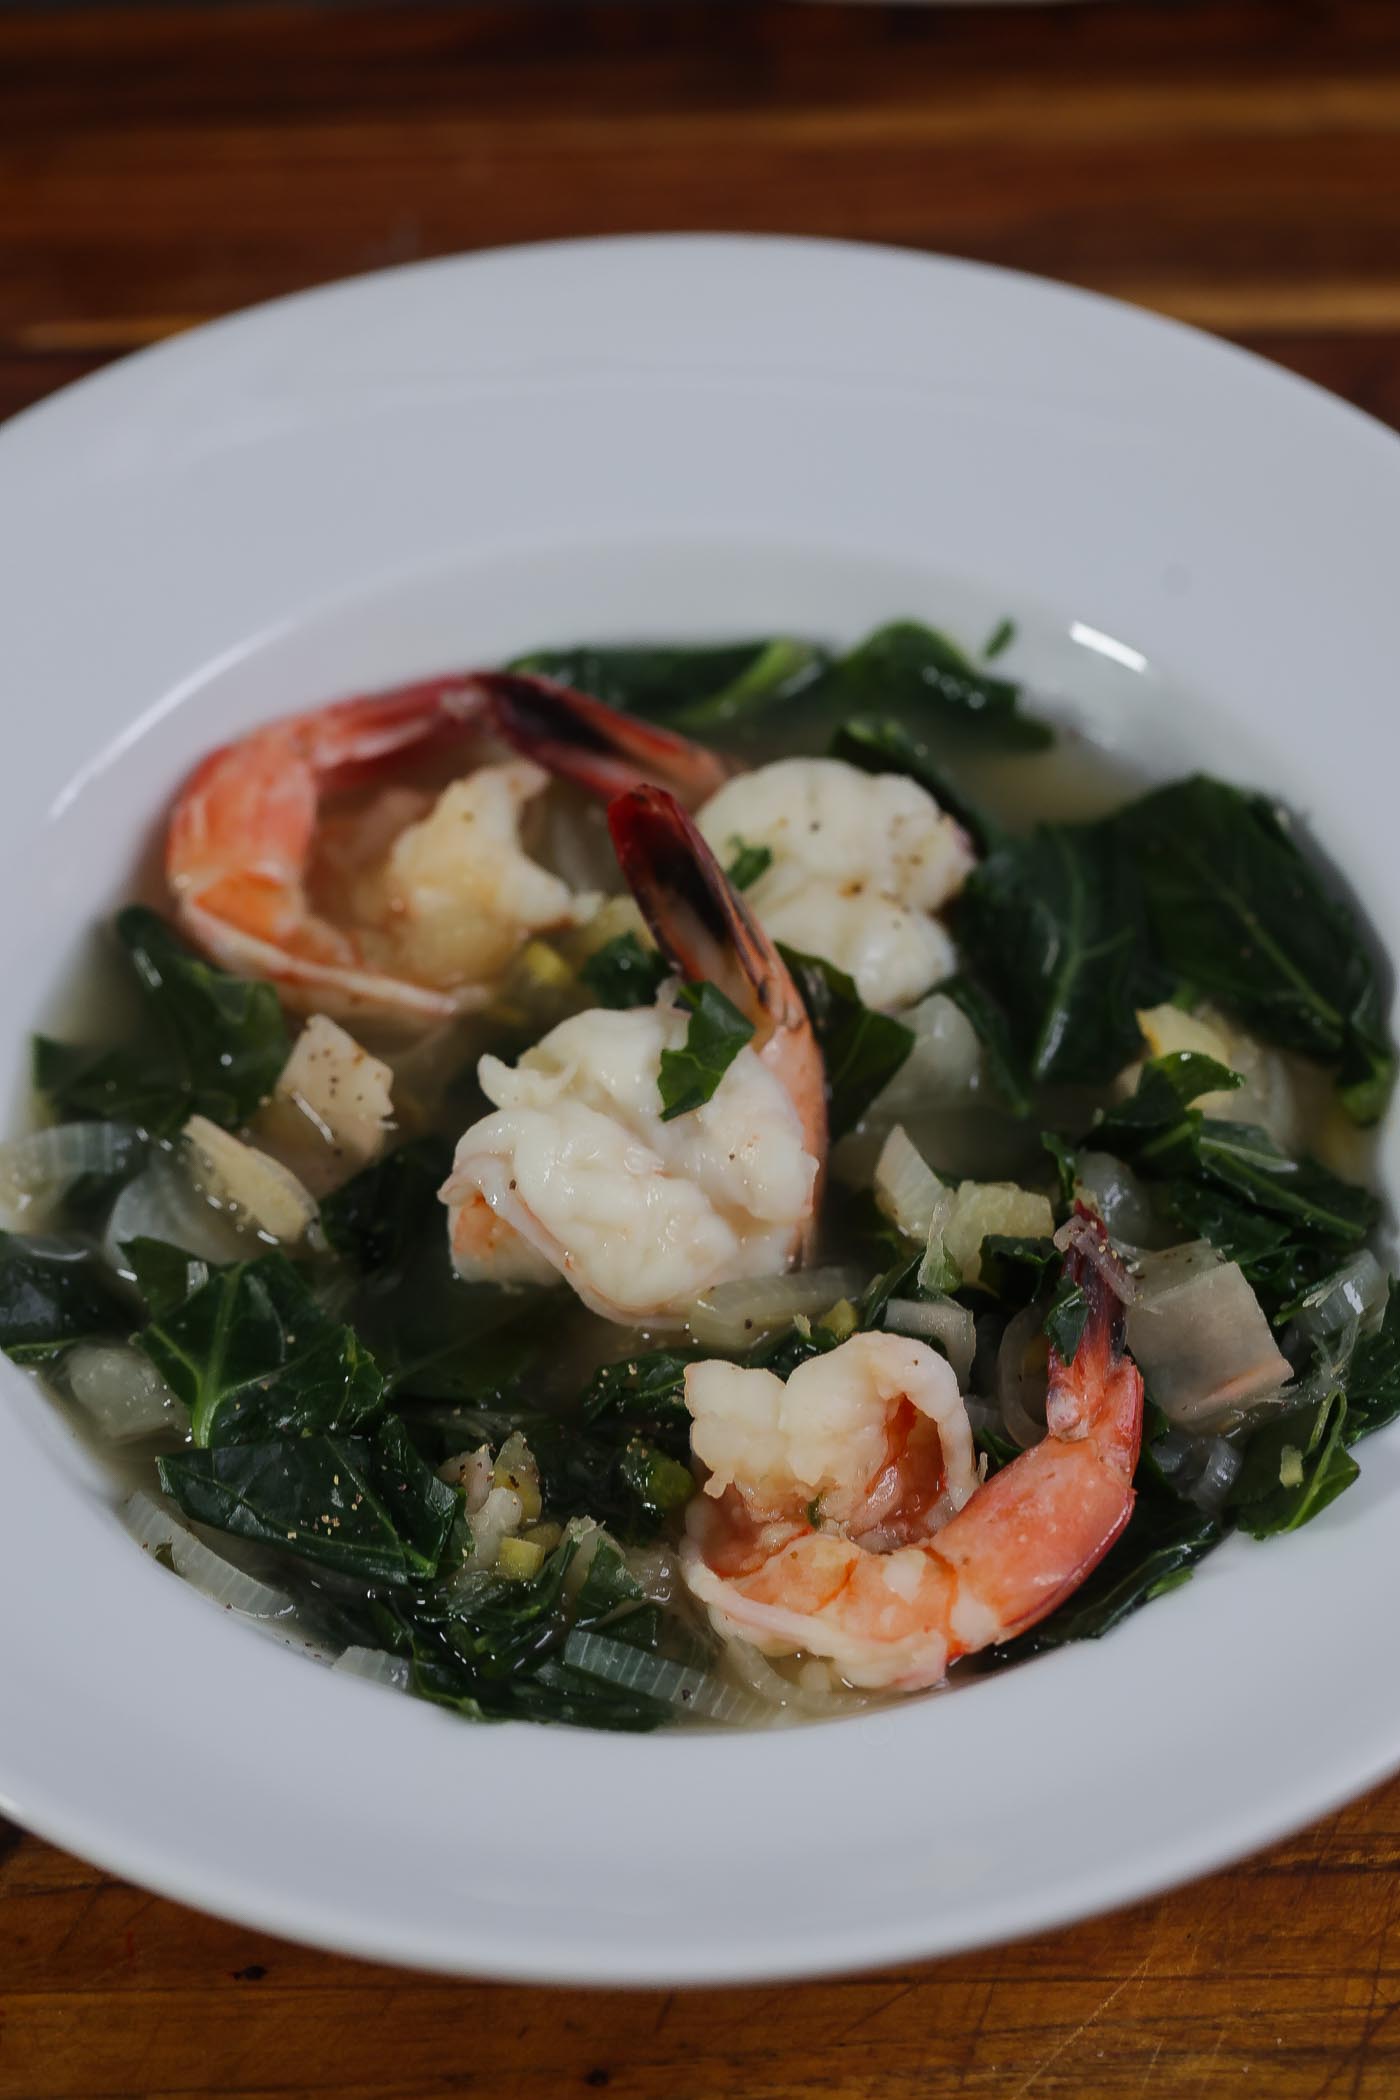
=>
[657,981,755,1120]
[35,908,289,1138]
[579,932,669,1012]
[1158,1182,1334,1314]
[778,945,914,1139]
[1185,1122,1378,1246]
[617,1439,696,1524]
[0,1231,132,1363]
[1043,1276,1089,1363]
[936,973,1032,1117]
[667,639,829,734]
[320,1136,454,1273]
[828,622,1053,751]
[975,1235,1059,1308]
[983,617,1017,661]
[829,717,1002,854]
[507,639,826,733]
[1042,1131,1078,1213]
[1341,1282,1400,1443]
[988,1484,1224,1659]
[120,1237,214,1320]
[579,1347,697,1456]
[371,1414,463,1571]
[408,1534,669,1730]
[950,820,1157,1089]
[1230,1388,1359,1537]
[1131,776,1394,1123]
[857,1250,923,1332]
[1093,1055,1378,1268]
[158,1423,460,1586]
[361,1263,550,1407]
[724,840,774,892]
[1093,1051,1242,1149]
[138,1252,384,1447]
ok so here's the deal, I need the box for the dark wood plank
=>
[5,7,1400,2098]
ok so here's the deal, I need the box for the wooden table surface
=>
[4,1,1400,2092]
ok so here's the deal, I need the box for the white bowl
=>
[1,236,1397,1984]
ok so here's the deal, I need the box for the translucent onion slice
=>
[65,1343,184,1441]
[1292,1250,1389,1343]
[104,1151,255,1271]
[883,1296,976,1389]
[1074,1149,1161,1251]
[874,1125,948,1241]
[1126,1245,1290,1429]
[996,1303,1051,1450]
[124,1490,295,1619]
[686,1266,867,1349]
[0,1121,144,1225]
[332,1645,412,1692]
[561,1630,766,1725]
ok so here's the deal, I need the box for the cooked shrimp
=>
[166,675,611,1026]
[695,760,974,1011]
[441,786,827,1323]
[490,678,975,1011]
[682,1216,1144,1689]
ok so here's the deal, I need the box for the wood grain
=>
[4,3,1400,2096]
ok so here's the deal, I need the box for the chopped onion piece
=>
[686,1266,867,1349]
[1126,1244,1290,1429]
[1074,1150,1161,1251]
[0,1121,144,1227]
[1188,1436,1243,1513]
[123,1490,294,1619]
[874,1126,949,1242]
[562,1630,765,1724]
[871,992,983,1114]
[104,1151,254,1270]
[996,1303,1050,1450]
[943,1182,1055,1286]
[65,1343,184,1441]
[183,1115,319,1246]
[255,1015,396,1198]
[1293,1250,1389,1342]
[883,1297,976,1389]
[332,1645,412,1692]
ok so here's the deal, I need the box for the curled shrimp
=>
[165,673,643,1026]
[682,1215,1144,1690]
[491,676,975,1012]
[440,785,828,1322]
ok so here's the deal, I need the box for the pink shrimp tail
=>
[934,1213,1144,1658]
[482,670,729,806]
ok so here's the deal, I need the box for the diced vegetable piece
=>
[182,1116,319,1246]
[124,1489,295,1619]
[255,1014,395,1196]
[942,1183,1055,1286]
[66,1342,184,1440]
[0,1122,145,1228]
[1125,1243,1290,1428]
[874,1125,948,1241]
[332,1646,412,1692]
[883,1297,976,1388]
[493,1431,543,1522]
[104,1153,254,1270]
[686,1266,868,1349]
[498,1535,546,1580]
